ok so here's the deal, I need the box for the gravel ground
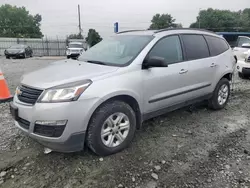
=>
[1,57,250,188]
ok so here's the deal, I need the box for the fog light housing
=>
[35,120,67,126]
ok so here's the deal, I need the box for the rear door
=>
[204,35,232,89]
[180,34,213,98]
[233,36,250,60]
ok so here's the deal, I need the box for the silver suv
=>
[10,29,235,156]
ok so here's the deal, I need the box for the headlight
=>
[38,80,92,103]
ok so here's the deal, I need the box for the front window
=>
[78,35,154,66]
[69,43,83,48]
[237,37,250,47]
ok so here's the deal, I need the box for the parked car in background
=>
[236,48,250,79]
[4,44,33,59]
[66,42,85,59]
[233,36,250,60]
[10,29,235,156]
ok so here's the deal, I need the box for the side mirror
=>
[143,56,168,69]
[242,43,250,49]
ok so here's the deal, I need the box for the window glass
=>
[78,35,153,66]
[181,34,210,60]
[237,37,250,47]
[148,35,183,64]
[205,35,229,56]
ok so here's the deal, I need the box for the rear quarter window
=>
[205,35,229,56]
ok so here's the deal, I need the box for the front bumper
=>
[237,60,250,74]
[11,95,100,152]
[5,53,25,58]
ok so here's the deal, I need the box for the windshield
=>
[69,43,83,48]
[9,45,25,49]
[78,35,153,66]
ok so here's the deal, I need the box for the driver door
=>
[142,35,190,114]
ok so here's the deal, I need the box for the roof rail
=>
[154,28,215,34]
[116,30,146,34]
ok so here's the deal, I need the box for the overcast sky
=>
[1,0,249,39]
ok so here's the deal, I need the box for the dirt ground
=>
[1,57,250,188]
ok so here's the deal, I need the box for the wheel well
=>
[222,73,232,81]
[99,95,142,129]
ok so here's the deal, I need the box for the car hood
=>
[21,59,119,89]
[6,49,23,53]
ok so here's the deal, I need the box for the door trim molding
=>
[143,93,212,121]
[148,83,211,103]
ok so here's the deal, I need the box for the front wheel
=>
[87,101,136,156]
[208,78,230,110]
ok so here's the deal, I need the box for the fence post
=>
[57,36,60,56]
[46,36,49,56]
[41,38,45,57]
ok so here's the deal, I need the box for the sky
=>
[1,0,249,39]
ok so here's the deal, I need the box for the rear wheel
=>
[208,78,230,110]
[6,56,10,59]
[87,101,136,156]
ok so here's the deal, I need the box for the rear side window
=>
[181,34,209,60]
[205,35,229,56]
[148,35,183,64]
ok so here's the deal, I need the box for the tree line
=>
[0,4,249,47]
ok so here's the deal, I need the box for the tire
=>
[238,72,248,79]
[6,56,10,59]
[87,101,136,156]
[67,56,70,59]
[208,78,230,110]
[30,52,33,57]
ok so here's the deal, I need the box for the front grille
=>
[17,118,30,130]
[34,124,66,138]
[17,85,43,104]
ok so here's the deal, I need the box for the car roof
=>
[117,28,220,38]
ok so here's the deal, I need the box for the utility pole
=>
[78,4,82,36]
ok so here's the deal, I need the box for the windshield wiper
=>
[85,60,107,65]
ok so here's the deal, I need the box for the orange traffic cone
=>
[0,68,12,103]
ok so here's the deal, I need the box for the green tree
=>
[0,4,43,38]
[86,29,102,47]
[189,8,250,32]
[149,13,179,30]
[68,33,84,39]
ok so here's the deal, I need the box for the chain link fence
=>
[0,37,87,57]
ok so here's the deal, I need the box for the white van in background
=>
[66,42,85,59]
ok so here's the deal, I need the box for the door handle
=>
[179,69,188,74]
[210,63,217,68]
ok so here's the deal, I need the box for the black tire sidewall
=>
[210,78,230,110]
[87,101,136,156]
